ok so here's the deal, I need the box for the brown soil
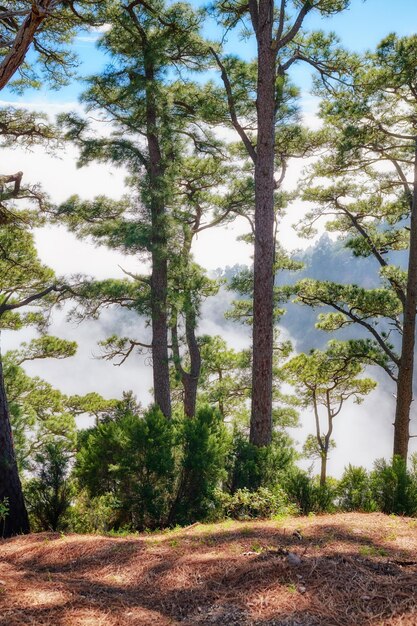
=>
[0,513,416,625]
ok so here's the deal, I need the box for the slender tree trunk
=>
[218,369,225,419]
[171,307,201,418]
[0,350,29,537]
[393,142,417,461]
[183,307,201,418]
[320,453,327,487]
[250,0,276,447]
[145,57,171,419]
[182,375,198,418]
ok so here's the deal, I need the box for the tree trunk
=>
[320,453,327,487]
[0,1,52,91]
[171,306,201,419]
[393,143,417,461]
[250,0,276,447]
[150,254,171,419]
[0,350,29,537]
[183,307,201,418]
[145,56,171,419]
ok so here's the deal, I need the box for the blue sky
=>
[4,0,417,105]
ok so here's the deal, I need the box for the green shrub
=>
[283,469,338,515]
[67,491,122,534]
[24,442,73,531]
[169,405,230,525]
[283,468,313,515]
[311,477,338,513]
[229,430,296,492]
[0,497,9,537]
[370,456,417,516]
[76,405,177,530]
[214,486,295,520]
[338,465,376,512]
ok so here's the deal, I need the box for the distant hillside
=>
[216,234,407,355]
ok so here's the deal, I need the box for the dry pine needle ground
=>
[0,512,416,626]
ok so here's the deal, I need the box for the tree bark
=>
[393,142,417,461]
[320,453,327,487]
[183,307,201,418]
[145,55,171,419]
[171,306,201,418]
[250,0,276,446]
[0,349,29,537]
[0,1,51,91]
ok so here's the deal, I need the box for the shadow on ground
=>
[0,513,416,626]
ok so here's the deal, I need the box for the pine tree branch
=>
[210,47,257,164]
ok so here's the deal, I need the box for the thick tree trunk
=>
[145,57,171,419]
[250,0,276,447]
[0,351,29,537]
[151,258,171,418]
[393,143,417,461]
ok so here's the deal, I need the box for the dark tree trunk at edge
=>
[0,351,29,537]
[393,143,417,461]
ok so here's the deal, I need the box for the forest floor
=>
[0,512,416,625]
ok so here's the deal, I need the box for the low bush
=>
[283,469,338,514]
[76,405,177,531]
[215,486,295,520]
[370,456,417,516]
[168,405,230,525]
[229,430,296,492]
[25,442,73,531]
[338,465,376,512]
[68,491,122,534]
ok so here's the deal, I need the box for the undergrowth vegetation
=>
[21,404,417,534]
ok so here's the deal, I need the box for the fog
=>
[2,97,412,478]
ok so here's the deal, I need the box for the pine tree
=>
[294,34,417,461]
[209,0,351,445]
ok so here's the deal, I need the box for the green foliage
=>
[24,442,73,532]
[311,478,339,513]
[8,337,77,364]
[193,336,250,419]
[77,405,177,531]
[0,497,9,537]
[214,487,295,521]
[169,406,230,525]
[4,353,77,471]
[283,469,338,514]
[0,224,58,331]
[370,457,417,516]
[338,465,376,512]
[68,491,121,534]
[283,468,313,516]
[76,404,232,530]
[0,2,98,93]
[229,430,296,492]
